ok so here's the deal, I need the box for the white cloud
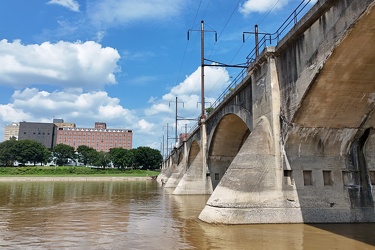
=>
[87,0,186,28]
[5,88,136,126]
[138,119,155,132]
[145,66,230,117]
[48,0,80,12]
[0,88,171,148]
[95,30,106,43]
[145,103,172,116]
[0,104,32,123]
[239,0,290,15]
[0,39,120,89]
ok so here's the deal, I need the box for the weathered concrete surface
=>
[199,118,288,223]
[163,162,186,188]
[278,0,375,126]
[173,140,213,195]
[277,0,375,223]
[157,157,174,185]
[207,114,250,189]
[164,149,186,188]
[290,1,375,128]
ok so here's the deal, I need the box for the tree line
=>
[0,138,162,169]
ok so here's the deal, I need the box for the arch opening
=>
[208,114,250,189]
[187,141,200,168]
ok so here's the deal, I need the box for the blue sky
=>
[0,0,315,151]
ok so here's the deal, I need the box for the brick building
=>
[3,119,132,152]
[55,122,132,152]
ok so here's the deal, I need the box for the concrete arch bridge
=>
[158,0,375,224]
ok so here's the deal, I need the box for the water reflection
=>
[0,181,374,249]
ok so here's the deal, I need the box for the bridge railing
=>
[207,0,312,112]
[246,0,312,64]
[209,68,248,110]
[186,0,313,138]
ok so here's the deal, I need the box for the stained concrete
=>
[198,118,288,223]
[173,139,212,195]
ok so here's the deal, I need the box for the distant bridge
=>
[158,0,375,224]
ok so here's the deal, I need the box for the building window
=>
[323,170,333,186]
[303,170,313,186]
[215,173,219,180]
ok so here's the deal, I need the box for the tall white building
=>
[4,123,20,140]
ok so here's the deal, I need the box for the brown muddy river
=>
[0,180,374,249]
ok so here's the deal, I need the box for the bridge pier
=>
[199,51,286,223]
[173,124,213,195]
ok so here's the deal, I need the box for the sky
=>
[0,0,316,152]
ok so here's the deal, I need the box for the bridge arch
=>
[187,140,201,168]
[207,113,250,189]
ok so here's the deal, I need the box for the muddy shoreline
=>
[0,176,155,182]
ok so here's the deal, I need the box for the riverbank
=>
[0,166,160,177]
[0,176,156,182]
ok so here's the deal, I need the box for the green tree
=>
[77,145,98,166]
[93,151,110,168]
[0,138,19,166]
[53,144,75,166]
[109,147,126,169]
[205,107,214,115]
[134,146,162,170]
[109,147,135,169]
[17,139,50,166]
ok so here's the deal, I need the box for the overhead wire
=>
[177,0,284,113]
[183,0,212,106]
[174,0,203,90]
[205,0,283,100]
[204,0,243,98]
[170,0,205,126]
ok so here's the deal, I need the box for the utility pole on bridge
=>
[169,96,184,146]
[163,123,173,158]
[188,20,217,121]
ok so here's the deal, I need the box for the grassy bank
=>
[0,166,159,177]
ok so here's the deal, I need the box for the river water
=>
[0,180,374,250]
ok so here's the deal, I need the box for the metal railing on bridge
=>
[245,0,312,64]
[186,0,313,138]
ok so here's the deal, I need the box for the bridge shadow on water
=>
[308,223,375,247]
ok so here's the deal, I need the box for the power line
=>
[204,0,243,97]
[258,0,281,25]
[174,0,204,101]
[207,0,242,59]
